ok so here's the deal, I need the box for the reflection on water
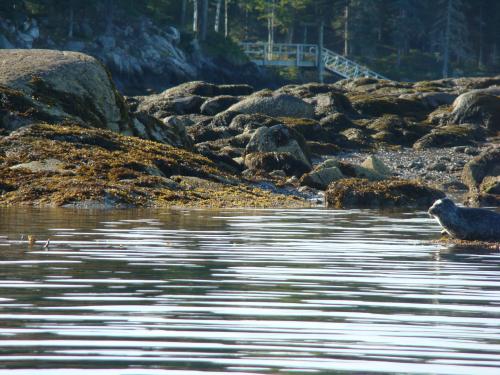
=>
[0,207,499,375]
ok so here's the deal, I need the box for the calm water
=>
[0,207,499,375]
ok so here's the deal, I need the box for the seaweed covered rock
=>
[0,49,131,133]
[274,83,338,98]
[462,146,500,206]
[245,124,311,168]
[325,178,445,209]
[413,124,485,150]
[228,113,280,132]
[341,128,372,147]
[227,93,315,119]
[309,92,353,117]
[277,117,331,142]
[449,92,500,133]
[244,152,311,177]
[0,123,302,208]
[216,84,254,96]
[365,115,430,145]
[349,95,428,119]
[319,113,355,132]
[399,92,457,109]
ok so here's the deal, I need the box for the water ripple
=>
[0,207,499,374]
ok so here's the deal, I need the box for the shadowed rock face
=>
[0,49,131,133]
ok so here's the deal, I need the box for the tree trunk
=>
[318,20,324,83]
[200,0,208,41]
[344,0,350,56]
[193,0,198,34]
[267,0,275,60]
[442,0,452,78]
[214,0,222,32]
[68,0,74,38]
[224,0,229,37]
[181,0,187,29]
[478,1,484,68]
[287,25,294,44]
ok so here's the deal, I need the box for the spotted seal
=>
[428,198,500,241]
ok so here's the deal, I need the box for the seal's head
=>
[428,198,456,218]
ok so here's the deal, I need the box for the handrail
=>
[240,41,388,80]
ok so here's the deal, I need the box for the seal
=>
[428,198,500,241]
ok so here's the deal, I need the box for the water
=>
[0,207,499,375]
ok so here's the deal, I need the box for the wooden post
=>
[318,20,324,83]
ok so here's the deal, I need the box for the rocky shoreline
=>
[0,49,499,209]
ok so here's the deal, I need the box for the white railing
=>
[240,42,388,80]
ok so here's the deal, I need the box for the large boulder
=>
[360,155,392,177]
[0,49,131,133]
[449,92,500,133]
[245,124,311,168]
[200,95,240,116]
[227,93,315,119]
[325,178,445,209]
[299,160,344,190]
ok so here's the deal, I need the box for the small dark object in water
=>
[428,198,500,241]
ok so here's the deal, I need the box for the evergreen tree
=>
[392,0,422,67]
[433,0,469,77]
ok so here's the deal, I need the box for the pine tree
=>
[433,0,469,78]
[392,0,422,67]
[349,0,379,58]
